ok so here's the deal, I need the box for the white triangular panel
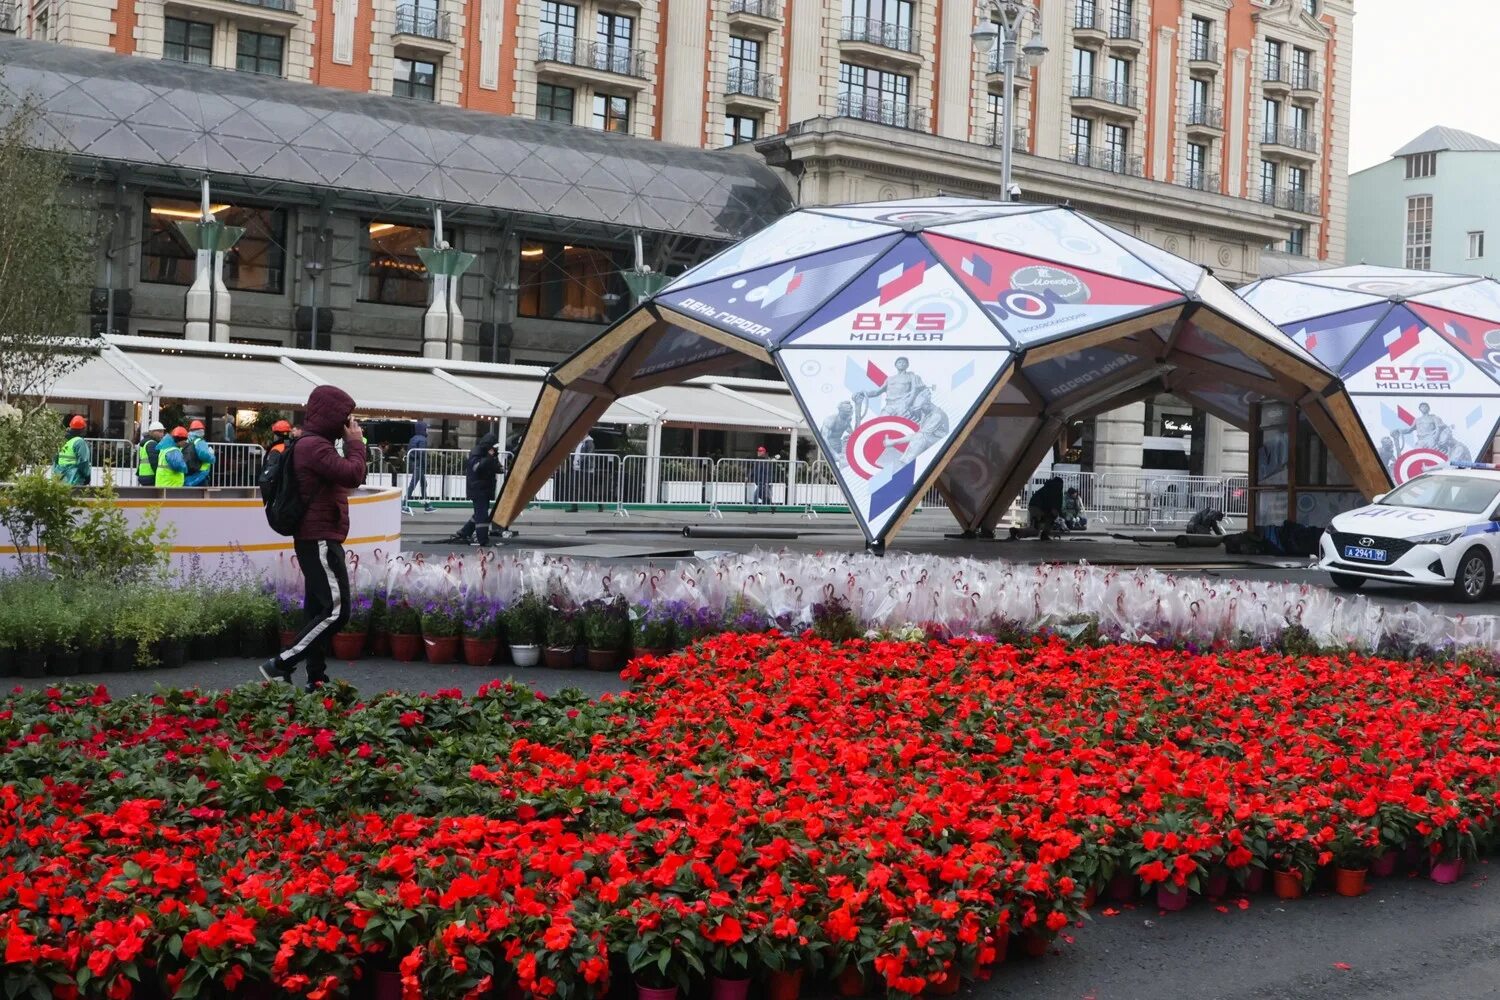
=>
[1240,278,1387,326]
[1413,280,1500,325]
[663,214,896,291]
[931,209,1180,292]
[1074,217,1206,291]
[780,347,1013,540]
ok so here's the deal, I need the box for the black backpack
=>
[260,440,308,536]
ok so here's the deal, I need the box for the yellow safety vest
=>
[156,443,186,487]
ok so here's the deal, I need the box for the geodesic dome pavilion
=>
[494,197,1382,549]
[1241,265,1500,489]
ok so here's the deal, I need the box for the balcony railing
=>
[1263,60,1291,85]
[840,16,918,53]
[1108,15,1143,41]
[835,94,927,131]
[1262,124,1319,153]
[1073,2,1101,30]
[538,33,648,78]
[1179,162,1218,192]
[394,4,449,40]
[728,0,779,17]
[1291,67,1320,91]
[1072,75,1139,108]
[983,123,1030,151]
[1262,188,1322,215]
[1070,145,1144,177]
[725,66,776,101]
[1186,104,1223,129]
[1189,37,1218,62]
[232,0,297,12]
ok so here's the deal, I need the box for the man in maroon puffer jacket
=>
[259,384,367,691]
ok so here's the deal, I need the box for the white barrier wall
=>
[0,487,403,574]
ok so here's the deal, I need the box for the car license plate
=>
[1343,545,1387,563]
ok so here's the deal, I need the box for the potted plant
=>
[1268,837,1317,900]
[620,897,701,1000]
[275,583,304,650]
[421,592,463,664]
[634,605,678,658]
[544,605,580,669]
[369,590,391,657]
[504,594,543,667]
[332,591,372,661]
[704,911,753,1000]
[240,588,279,658]
[387,599,422,662]
[1331,820,1377,897]
[463,596,502,666]
[1427,822,1477,884]
[583,598,629,670]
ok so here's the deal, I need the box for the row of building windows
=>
[1400,197,1488,269]
[139,196,627,321]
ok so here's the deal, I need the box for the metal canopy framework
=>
[495,197,1383,548]
[0,37,792,242]
[1242,264,1500,486]
[49,336,806,431]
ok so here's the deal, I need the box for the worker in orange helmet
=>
[182,419,216,487]
[52,414,92,486]
[269,420,293,455]
[155,427,191,488]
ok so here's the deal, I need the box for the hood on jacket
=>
[304,385,356,440]
[471,433,498,458]
[414,420,428,437]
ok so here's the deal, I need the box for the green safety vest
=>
[137,441,159,482]
[156,443,186,487]
[55,437,85,484]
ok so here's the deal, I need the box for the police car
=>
[1318,463,1500,602]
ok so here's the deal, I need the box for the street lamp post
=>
[971,1,1048,201]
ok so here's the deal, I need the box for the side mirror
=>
[1371,493,1387,505]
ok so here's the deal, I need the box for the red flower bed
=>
[2,635,1500,999]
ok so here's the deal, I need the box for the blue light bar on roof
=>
[1446,461,1499,471]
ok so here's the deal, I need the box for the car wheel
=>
[1328,572,1366,592]
[1452,548,1492,603]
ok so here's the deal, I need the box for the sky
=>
[1349,0,1500,172]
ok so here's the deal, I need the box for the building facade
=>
[4,0,1354,481]
[1347,126,1500,277]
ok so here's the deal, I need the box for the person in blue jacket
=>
[183,419,216,487]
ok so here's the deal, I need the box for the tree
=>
[0,87,96,475]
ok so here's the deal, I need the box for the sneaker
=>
[423,503,436,513]
[443,533,470,545]
[258,659,293,683]
[401,505,415,516]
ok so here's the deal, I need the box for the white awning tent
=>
[50,336,807,433]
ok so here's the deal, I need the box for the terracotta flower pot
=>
[927,971,961,995]
[424,635,460,664]
[279,629,299,651]
[1370,851,1398,877]
[989,932,1009,965]
[370,630,392,657]
[509,644,541,667]
[1272,869,1304,900]
[587,648,619,671]
[463,637,499,666]
[834,967,867,997]
[1082,884,1098,908]
[710,976,750,1000]
[389,633,422,662]
[331,631,366,661]
[1156,883,1190,911]
[1204,870,1230,898]
[1243,868,1266,894]
[1334,867,1367,897]
[544,646,575,669]
[766,968,803,1000]
[1022,931,1052,958]
[1430,858,1464,884]
[637,986,677,1000]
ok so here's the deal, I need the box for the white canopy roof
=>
[54,336,805,431]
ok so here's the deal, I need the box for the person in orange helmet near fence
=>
[52,415,92,486]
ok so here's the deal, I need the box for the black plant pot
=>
[239,624,274,659]
[0,646,13,677]
[108,642,137,673]
[16,649,47,678]
[49,649,81,677]
[158,638,188,670]
[190,633,219,662]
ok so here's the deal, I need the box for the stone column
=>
[1091,401,1147,476]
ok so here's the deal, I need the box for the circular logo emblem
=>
[1011,265,1090,304]
[845,416,919,480]
[998,289,1055,320]
[1393,448,1448,484]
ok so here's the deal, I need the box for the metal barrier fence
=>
[85,438,136,488]
[1010,471,1249,529]
[535,453,619,507]
[210,442,267,488]
[76,438,265,488]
